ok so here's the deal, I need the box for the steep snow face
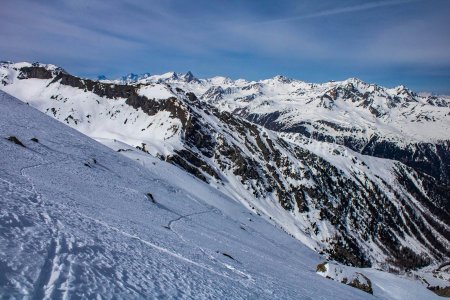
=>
[1,90,380,299]
[1,63,449,273]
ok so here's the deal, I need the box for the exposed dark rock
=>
[316,262,327,273]
[428,286,450,297]
[18,66,53,80]
[146,193,155,203]
[348,274,373,295]
[221,253,235,260]
[6,136,25,147]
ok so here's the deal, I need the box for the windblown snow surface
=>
[0,92,442,299]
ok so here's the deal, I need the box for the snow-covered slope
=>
[1,90,377,299]
[0,62,449,277]
[2,90,446,299]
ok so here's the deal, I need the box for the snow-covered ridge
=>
[3,62,449,144]
[92,64,450,145]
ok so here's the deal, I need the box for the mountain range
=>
[1,61,449,298]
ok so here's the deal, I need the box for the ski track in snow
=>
[1,143,257,296]
[0,175,69,300]
[162,205,256,284]
[79,211,246,284]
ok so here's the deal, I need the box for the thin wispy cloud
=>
[254,0,420,25]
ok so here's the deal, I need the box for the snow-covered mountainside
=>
[1,62,449,277]
[2,90,447,299]
[0,90,370,298]
[107,69,450,184]
[144,72,450,184]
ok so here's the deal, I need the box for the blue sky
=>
[1,0,449,93]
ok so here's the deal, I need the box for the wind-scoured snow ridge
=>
[0,62,449,277]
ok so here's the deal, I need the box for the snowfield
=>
[0,91,368,298]
[0,91,442,299]
[137,84,174,100]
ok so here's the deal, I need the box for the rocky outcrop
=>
[316,262,373,294]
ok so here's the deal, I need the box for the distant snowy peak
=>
[196,75,449,143]
[120,72,151,83]
[1,61,449,146]
[115,70,200,84]
[183,71,196,82]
